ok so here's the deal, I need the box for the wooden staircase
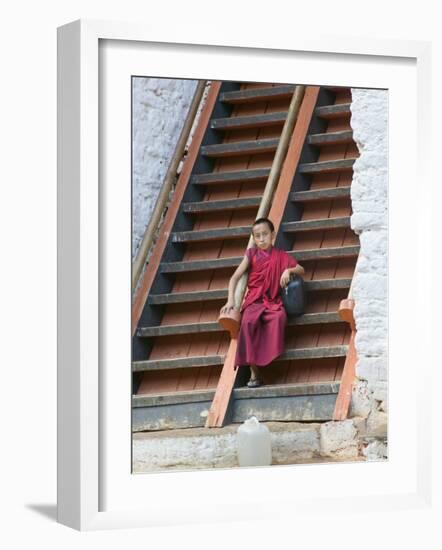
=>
[132,82,359,432]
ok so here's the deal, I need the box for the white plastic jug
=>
[237,416,272,467]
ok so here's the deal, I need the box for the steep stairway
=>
[132,82,359,431]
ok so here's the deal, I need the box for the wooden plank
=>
[131,82,222,335]
[279,345,348,361]
[148,278,351,304]
[333,330,357,420]
[299,158,356,174]
[133,345,347,373]
[220,85,296,104]
[201,138,279,157]
[211,111,287,130]
[290,186,351,202]
[333,300,357,420]
[282,216,351,233]
[315,103,351,119]
[307,130,353,146]
[161,256,241,273]
[233,381,340,399]
[191,167,270,185]
[182,196,261,214]
[205,338,240,427]
[172,225,251,243]
[137,312,344,339]
[133,388,215,407]
[138,321,224,338]
[132,393,215,431]
[132,354,225,372]
[160,245,359,273]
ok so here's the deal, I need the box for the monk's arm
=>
[288,263,305,276]
[220,256,250,314]
[280,263,305,287]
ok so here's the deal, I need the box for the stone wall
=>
[132,77,198,260]
[133,420,362,473]
[348,88,389,460]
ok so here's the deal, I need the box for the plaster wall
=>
[348,88,389,456]
[132,77,198,259]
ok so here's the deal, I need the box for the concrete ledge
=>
[133,420,367,473]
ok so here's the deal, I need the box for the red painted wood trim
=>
[339,298,356,329]
[333,329,357,420]
[333,299,357,420]
[131,82,222,336]
[206,86,320,427]
[205,339,239,427]
[268,87,320,231]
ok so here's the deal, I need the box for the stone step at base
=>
[132,418,364,472]
[132,381,341,431]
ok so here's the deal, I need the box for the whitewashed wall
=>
[132,77,198,259]
[349,88,388,459]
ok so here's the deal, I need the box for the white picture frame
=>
[57,19,433,531]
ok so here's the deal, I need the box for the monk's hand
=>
[280,269,291,288]
[220,301,236,315]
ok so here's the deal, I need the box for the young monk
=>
[220,218,305,387]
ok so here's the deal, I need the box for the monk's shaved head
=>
[252,218,275,233]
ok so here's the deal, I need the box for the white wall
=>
[132,77,198,259]
[349,88,389,456]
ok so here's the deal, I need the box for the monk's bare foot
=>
[247,364,262,388]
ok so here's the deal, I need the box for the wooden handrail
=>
[132,80,207,292]
[333,255,359,420]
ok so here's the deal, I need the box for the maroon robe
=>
[234,246,297,368]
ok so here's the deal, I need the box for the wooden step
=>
[231,381,340,422]
[148,278,351,305]
[290,186,351,203]
[132,389,216,431]
[282,216,351,233]
[174,216,352,243]
[219,85,296,104]
[315,103,351,119]
[132,381,341,431]
[132,345,348,373]
[323,85,349,92]
[132,354,224,372]
[160,245,359,273]
[307,130,353,146]
[133,388,216,408]
[172,225,251,243]
[279,345,348,361]
[211,112,287,131]
[191,167,269,186]
[201,138,279,158]
[298,158,356,174]
[233,381,340,400]
[182,196,261,214]
[137,312,344,338]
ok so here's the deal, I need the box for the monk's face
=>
[252,223,274,250]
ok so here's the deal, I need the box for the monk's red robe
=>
[234,246,297,368]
